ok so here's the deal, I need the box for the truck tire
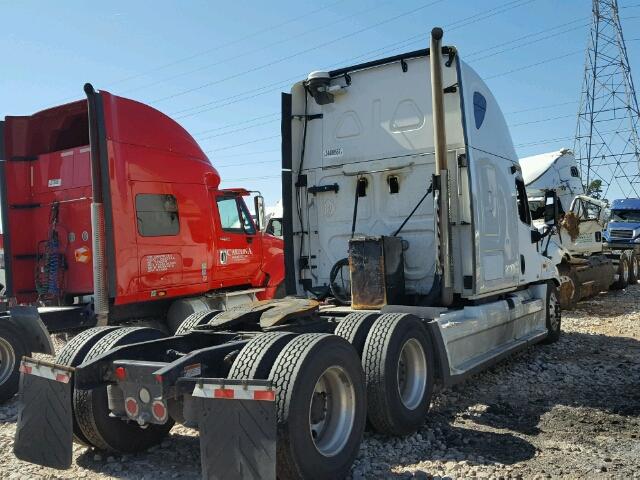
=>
[268,334,366,480]
[629,254,639,284]
[174,309,221,335]
[0,322,29,403]
[166,297,220,334]
[228,332,296,380]
[542,284,562,344]
[334,312,380,356]
[611,256,630,290]
[55,326,120,445]
[557,264,578,309]
[362,313,435,436]
[74,327,173,452]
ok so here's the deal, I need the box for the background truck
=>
[520,149,637,307]
[0,86,284,402]
[264,199,283,238]
[13,29,561,480]
[603,198,640,275]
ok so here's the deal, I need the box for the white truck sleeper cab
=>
[283,30,559,383]
[12,29,561,480]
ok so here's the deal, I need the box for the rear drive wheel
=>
[269,334,366,480]
[228,332,296,380]
[55,326,120,444]
[362,313,435,436]
[73,327,172,452]
[0,322,29,403]
[334,312,379,356]
[542,283,562,344]
[175,309,221,335]
[611,256,630,290]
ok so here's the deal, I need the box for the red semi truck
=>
[0,85,284,401]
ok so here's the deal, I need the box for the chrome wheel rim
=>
[548,290,560,330]
[623,260,630,283]
[308,366,356,457]
[633,258,639,279]
[397,338,427,410]
[0,337,16,385]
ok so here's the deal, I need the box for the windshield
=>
[610,209,640,223]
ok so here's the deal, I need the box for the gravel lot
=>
[1,285,639,479]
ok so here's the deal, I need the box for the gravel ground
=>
[1,285,639,479]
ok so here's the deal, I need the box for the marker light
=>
[114,367,126,381]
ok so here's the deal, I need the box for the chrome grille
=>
[610,229,634,239]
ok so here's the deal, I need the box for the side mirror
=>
[254,195,266,231]
[544,190,559,226]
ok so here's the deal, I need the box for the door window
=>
[216,196,256,234]
[515,179,531,225]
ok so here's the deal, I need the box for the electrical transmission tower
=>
[574,0,640,199]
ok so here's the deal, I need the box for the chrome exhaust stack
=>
[430,28,454,306]
[85,83,109,325]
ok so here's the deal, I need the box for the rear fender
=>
[3,306,54,355]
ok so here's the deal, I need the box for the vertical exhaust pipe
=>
[430,28,454,306]
[85,83,109,326]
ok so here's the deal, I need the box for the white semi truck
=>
[14,29,561,480]
[521,149,636,307]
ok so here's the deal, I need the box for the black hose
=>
[393,182,433,237]
[351,178,361,238]
[329,258,351,305]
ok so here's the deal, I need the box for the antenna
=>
[574,0,640,200]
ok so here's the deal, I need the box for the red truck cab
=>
[0,86,284,319]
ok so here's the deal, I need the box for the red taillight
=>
[125,397,139,417]
[114,367,126,381]
[152,400,167,422]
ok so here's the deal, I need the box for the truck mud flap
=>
[13,358,74,470]
[188,378,276,480]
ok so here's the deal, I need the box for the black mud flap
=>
[13,358,74,470]
[188,378,276,480]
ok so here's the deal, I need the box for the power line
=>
[206,134,280,153]
[172,0,540,119]
[222,175,281,183]
[193,112,279,137]
[510,114,576,127]
[505,100,579,115]
[213,148,280,159]
[151,0,447,103]
[54,0,347,103]
[198,118,280,142]
[216,159,279,169]
[120,0,401,96]
[484,49,584,80]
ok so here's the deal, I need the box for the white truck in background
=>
[520,149,635,308]
[264,199,283,238]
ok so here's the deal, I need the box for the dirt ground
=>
[0,285,639,479]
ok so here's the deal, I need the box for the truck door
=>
[568,197,604,254]
[210,192,262,286]
[515,178,541,285]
